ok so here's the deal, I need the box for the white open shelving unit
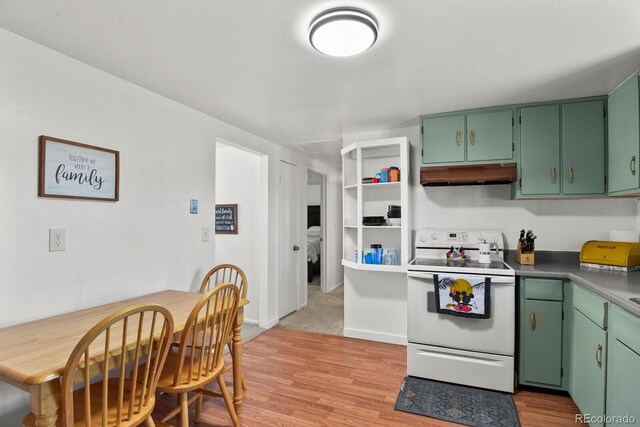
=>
[341,136,412,345]
[341,137,412,272]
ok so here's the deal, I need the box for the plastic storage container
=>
[390,167,400,182]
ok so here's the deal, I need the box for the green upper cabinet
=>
[466,110,514,162]
[519,104,561,195]
[608,73,640,195]
[422,115,465,164]
[562,100,606,195]
[422,108,515,165]
[515,98,607,199]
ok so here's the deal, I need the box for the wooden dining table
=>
[0,290,248,427]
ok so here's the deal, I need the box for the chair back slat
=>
[116,316,128,426]
[126,313,145,420]
[173,284,239,387]
[102,326,110,427]
[61,304,174,427]
[200,264,247,300]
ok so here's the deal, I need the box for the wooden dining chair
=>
[199,264,248,388]
[200,264,247,301]
[23,304,174,427]
[156,284,240,427]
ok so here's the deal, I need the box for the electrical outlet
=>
[201,227,210,242]
[49,229,65,252]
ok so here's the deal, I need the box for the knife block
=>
[516,242,535,265]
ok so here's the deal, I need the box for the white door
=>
[278,160,298,318]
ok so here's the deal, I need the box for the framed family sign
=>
[215,204,238,234]
[38,136,120,201]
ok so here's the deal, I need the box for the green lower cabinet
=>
[606,305,640,424]
[571,308,607,427]
[520,299,563,387]
[518,277,566,389]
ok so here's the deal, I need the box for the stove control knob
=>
[430,233,439,240]
[419,234,428,242]
[476,234,483,241]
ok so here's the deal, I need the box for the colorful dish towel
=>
[434,274,491,319]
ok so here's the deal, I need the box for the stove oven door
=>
[407,271,515,356]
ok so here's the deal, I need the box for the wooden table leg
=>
[232,306,244,414]
[30,380,61,427]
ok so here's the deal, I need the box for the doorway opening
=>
[215,139,268,333]
[278,169,344,336]
[306,171,323,291]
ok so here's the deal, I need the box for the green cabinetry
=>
[608,73,640,195]
[467,110,514,162]
[422,115,465,164]
[562,100,606,195]
[516,98,607,199]
[606,305,640,423]
[519,278,640,426]
[570,283,608,427]
[519,105,561,196]
[421,108,514,165]
[518,278,565,389]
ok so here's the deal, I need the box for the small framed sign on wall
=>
[215,204,238,234]
[38,136,120,201]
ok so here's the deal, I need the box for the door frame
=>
[306,169,328,295]
[215,138,269,327]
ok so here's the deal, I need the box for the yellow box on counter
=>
[580,241,640,271]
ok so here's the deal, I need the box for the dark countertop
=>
[504,250,640,317]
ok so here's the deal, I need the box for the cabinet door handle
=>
[631,156,636,176]
[568,166,574,184]
[530,312,536,331]
[595,344,602,368]
[456,130,462,146]
[551,167,557,184]
[470,129,476,145]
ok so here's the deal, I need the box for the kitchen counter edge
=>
[504,250,640,317]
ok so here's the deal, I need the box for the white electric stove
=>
[407,229,516,393]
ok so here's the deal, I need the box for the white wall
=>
[344,126,639,251]
[0,28,343,424]
[215,144,260,323]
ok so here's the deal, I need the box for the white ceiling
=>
[2,0,640,168]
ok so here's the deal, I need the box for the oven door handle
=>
[407,271,514,284]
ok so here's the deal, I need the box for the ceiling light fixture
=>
[309,8,378,57]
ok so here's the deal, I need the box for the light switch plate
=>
[201,227,210,242]
[49,229,65,252]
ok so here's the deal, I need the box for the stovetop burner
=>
[410,258,511,271]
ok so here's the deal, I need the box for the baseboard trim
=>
[343,328,407,345]
[243,318,259,325]
[260,317,279,329]
[326,281,344,293]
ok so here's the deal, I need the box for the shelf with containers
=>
[340,137,412,270]
[341,137,412,345]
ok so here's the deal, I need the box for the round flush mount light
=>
[309,8,378,57]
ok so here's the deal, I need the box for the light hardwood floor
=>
[154,327,582,426]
